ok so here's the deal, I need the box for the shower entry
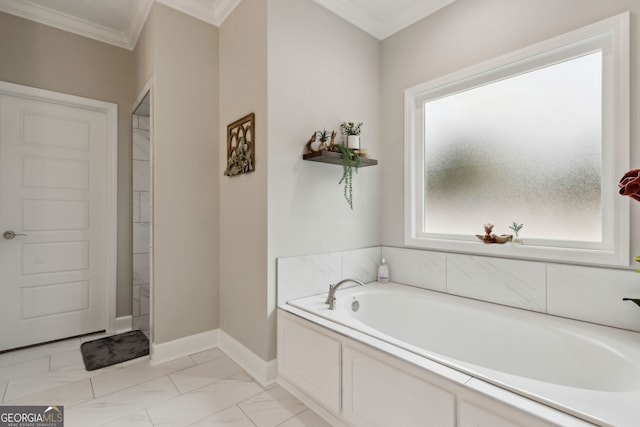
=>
[132,91,151,337]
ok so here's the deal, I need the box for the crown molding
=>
[154,0,216,26]
[0,0,134,49]
[0,0,451,50]
[154,0,241,26]
[0,0,235,51]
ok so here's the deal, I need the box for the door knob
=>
[3,231,27,240]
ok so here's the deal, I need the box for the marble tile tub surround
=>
[277,246,640,333]
[276,246,381,305]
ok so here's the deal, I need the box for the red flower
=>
[619,169,640,202]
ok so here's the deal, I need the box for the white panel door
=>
[0,88,113,351]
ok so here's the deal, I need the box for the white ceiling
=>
[0,0,455,50]
[312,0,456,40]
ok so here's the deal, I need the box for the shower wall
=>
[132,112,150,334]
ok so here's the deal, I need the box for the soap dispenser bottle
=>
[378,258,390,283]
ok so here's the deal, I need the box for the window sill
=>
[404,234,629,268]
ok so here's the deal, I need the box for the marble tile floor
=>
[0,333,331,427]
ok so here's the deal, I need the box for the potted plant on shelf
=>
[316,128,335,151]
[340,121,362,150]
[335,144,360,209]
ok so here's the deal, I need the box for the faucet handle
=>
[623,298,640,307]
[328,295,336,310]
[325,284,335,304]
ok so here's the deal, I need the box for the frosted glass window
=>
[404,13,630,266]
[424,52,602,242]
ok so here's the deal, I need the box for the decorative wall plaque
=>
[224,113,255,177]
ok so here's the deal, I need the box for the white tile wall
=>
[342,246,381,283]
[133,253,150,285]
[140,285,150,316]
[138,115,150,131]
[133,223,150,254]
[132,192,140,222]
[133,315,149,332]
[133,160,151,192]
[133,285,140,317]
[447,254,546,312]
[277,247,382,305]
[277,245,640,332]
[132,113,151,335]
[277,252,342,305]
[547,264,640,331]
[132,129,150,161]
[381,247,446,292]
[139,191,150,223]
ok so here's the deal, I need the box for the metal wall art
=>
[224,113,255,177]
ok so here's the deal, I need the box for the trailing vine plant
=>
[336,144,360,209]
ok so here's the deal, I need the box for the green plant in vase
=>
[340,121,362,137]
[316,128,332,150]
[336,144,360,209]
[340,121,363,150]
[509,222,524,244]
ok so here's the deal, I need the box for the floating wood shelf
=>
[302,150,378,167]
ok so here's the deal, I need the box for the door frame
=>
[0,80,118,334]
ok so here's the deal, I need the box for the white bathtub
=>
[286,282,640,426]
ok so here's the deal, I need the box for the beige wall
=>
[133,6,155,99]
[381,0,639,258]
[0,11,134,318]
[1,3,220,347]
[134,4,220,344]
[219,0,270,360]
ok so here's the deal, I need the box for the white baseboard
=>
[219,330,277,387]
[147,328,277,386]
[115,315,132,333]
[150,329,219,366]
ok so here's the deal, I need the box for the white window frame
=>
[404,12,630,266]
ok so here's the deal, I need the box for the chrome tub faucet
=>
[325,278,364,310]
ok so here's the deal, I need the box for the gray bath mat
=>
[80,330,149,371]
